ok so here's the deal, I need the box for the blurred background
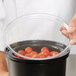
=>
[0,0,76,76]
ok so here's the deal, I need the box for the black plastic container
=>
[5,40,70,76]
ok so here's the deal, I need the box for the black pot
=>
[5,40,70,76]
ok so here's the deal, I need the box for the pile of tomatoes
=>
[14,47,58,59]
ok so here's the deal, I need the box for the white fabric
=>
[16,0,76,23]
[0,0,5,19]
[1,0,76,53]
[0,0,76,76]
[0,1,76,51]
[0,0,5,51]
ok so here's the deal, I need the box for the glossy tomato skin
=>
[38,53,45,58]
[30,51,39,58]
[47,55,51,58]
[41,47,50,57]
[14,47,59,59]
[50,51,58,56]
[41,47,49,52]
[32,54,39,58]
[25,54,31,58]
[40,51,49,57]
[30,51,38,55]
[18,50,26,56]
[25,47,33,54]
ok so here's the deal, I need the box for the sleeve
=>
[0,0,6,51]
[0,0,5,19]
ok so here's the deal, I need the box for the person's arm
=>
[0,51,9,76]
[60,14,76,45]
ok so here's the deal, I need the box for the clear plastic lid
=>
[4,13,70,60]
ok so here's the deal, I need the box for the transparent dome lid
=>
[4,13,70,60]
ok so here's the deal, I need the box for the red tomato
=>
[30,51,38,55]
[30,51,39,58]
[41,47,49,52]
[50,51,58,56]
[40,51,49,57]
[25,47,33,54]
[25,54,31,58]
[40,47,50,57]
[18,50,25,56]
[14,46,59,59]
[47,55,51,58]
[38,53,45,58]
[32,53,39,58]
